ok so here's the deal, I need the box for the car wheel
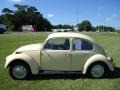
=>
[9,62,31,80]
[0,29,4,34]
[88,63,106,78]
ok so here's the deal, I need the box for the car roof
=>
[47,32,94,42]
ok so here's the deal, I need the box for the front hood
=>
[15,43,43,52]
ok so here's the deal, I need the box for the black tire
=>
[87,62,108,78]
[9,61,31,80]
[0,28,4,34]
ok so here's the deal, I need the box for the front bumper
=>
[5,54,13,68]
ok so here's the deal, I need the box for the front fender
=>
[5,54,39,74]
[82,54,114,74]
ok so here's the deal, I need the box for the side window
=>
[72,39,93,51]
[81,40,93,50]
[44,38,70,50]
[73,39,82,50]
[44,39,53,49]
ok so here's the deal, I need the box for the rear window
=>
[73,38,93,51]
[81,40,93,50]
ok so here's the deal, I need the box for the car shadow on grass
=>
[31,74,86,80]
[29,66,120,80]
[107,66,120,79]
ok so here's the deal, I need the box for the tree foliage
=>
[78,20,93,32]
[77,20,114,32]
[2,8,13,14]
[0,4,52,31]
[95,26,114,32]
[52,24,74,29]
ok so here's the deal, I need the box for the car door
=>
[41,38,71,71]
[70,38,95,71]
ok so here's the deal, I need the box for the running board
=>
[38,71,82,74]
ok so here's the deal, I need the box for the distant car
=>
[57,30,62,32]
[0,24,6,34]
[63,30,68,32]
[5,33,114,79]
[22,25,36,32]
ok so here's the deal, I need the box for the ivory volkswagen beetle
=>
[5,33,114,79]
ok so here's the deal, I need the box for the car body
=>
[0,24,6,34]
[5,32,114,79]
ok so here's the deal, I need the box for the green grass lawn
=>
[0,32,120,90]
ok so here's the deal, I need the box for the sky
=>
[0,0,120,29]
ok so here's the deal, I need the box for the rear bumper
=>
[107,57,113,62]
[107,57,115,71]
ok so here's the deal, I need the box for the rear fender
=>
[82,54,114,74]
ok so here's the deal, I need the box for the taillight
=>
[107,57,113,62]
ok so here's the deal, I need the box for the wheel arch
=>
[5,54,40,74]
[8,59,32,73]
[82,54,114,74]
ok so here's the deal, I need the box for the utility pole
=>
[77,12,79,31]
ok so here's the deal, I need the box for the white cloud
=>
[112,14,117,18]
[9,0,23,3]
[105,18,112,21]
[97,7,104,11]
[48,14,54,18]
[105,14,118,22]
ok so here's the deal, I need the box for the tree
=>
[57,24,62,29]
[52,24,74,29]
[14,4,28,11]
[1,8,14,30]
[78,20,92,32]
[0,4,52,31]
[62,24,73,29]
[27,6,37,12]
[2,8,13,14]
[95,26,114,32]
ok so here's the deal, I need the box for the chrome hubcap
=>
[91,64,104,78]
[12,65,27,79]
